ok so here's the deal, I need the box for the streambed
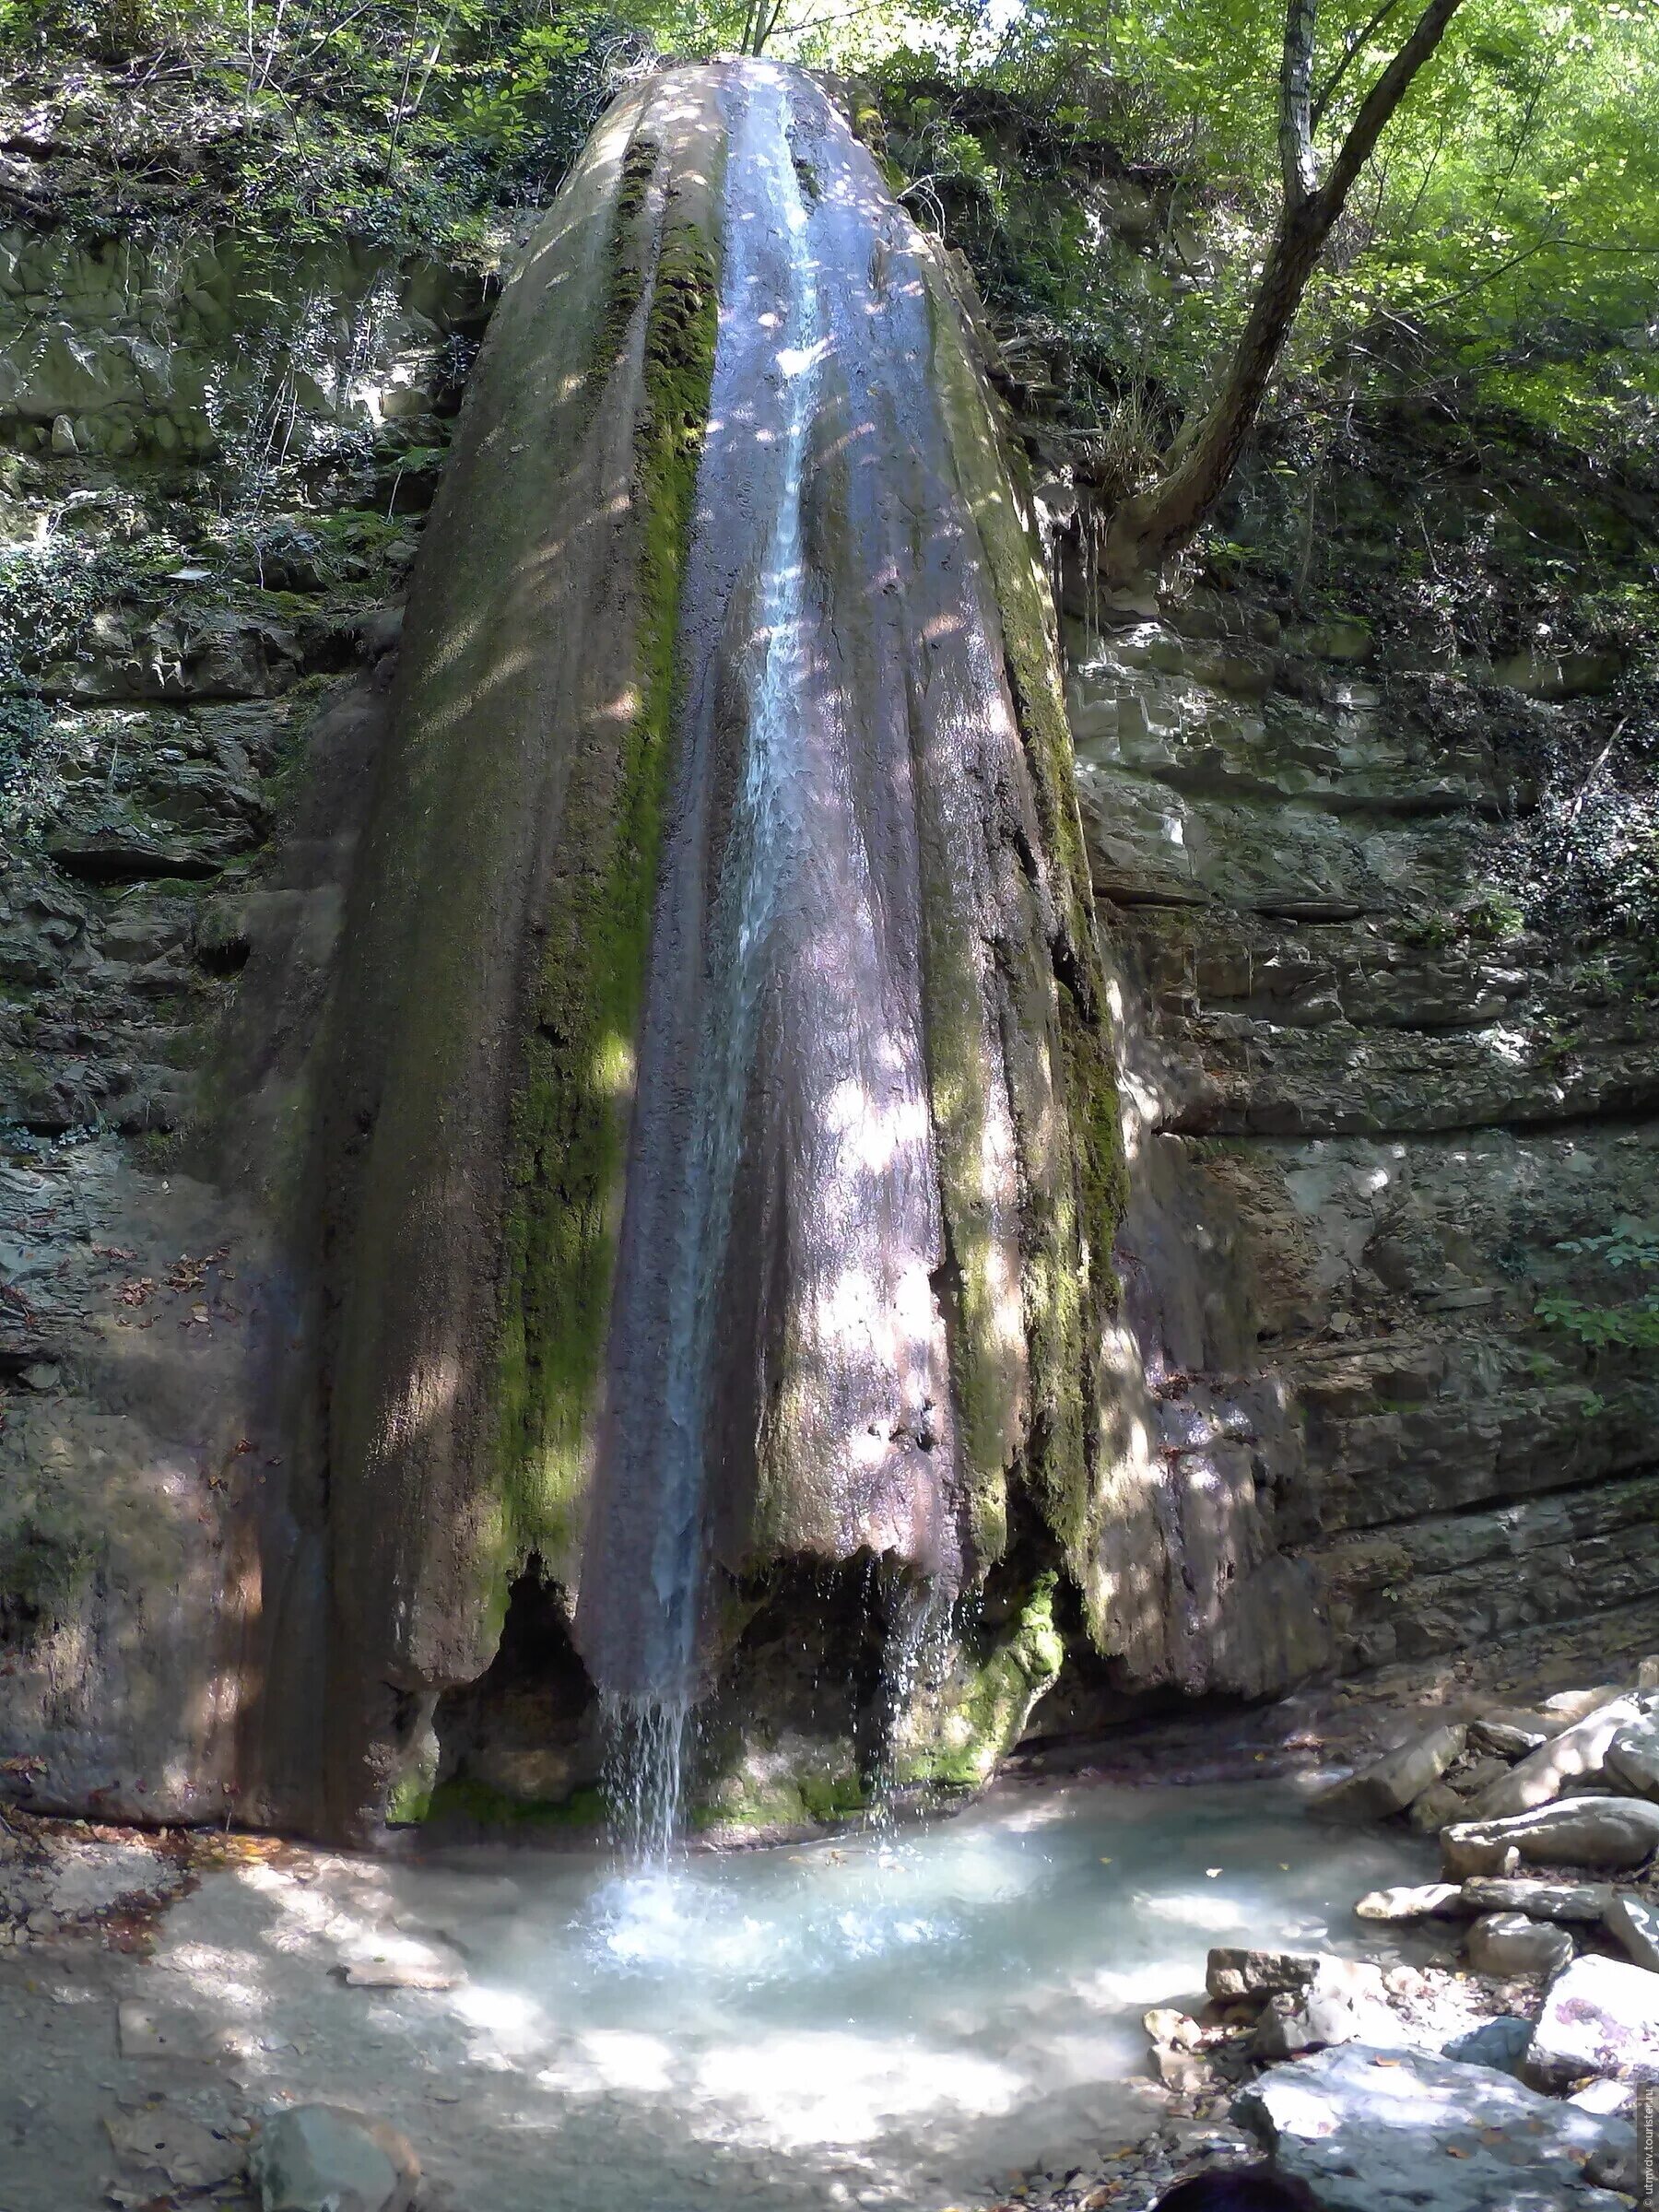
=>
[4,1781,1434,2212]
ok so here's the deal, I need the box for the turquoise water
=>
[382,1780,1432,2207]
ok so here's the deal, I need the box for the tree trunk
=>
[1101,0,1465,589]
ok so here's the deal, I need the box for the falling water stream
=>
[604,82,826,1854]
[592,66,953,1852]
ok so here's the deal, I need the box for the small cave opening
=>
[429,1559,602,1818]
[690,1550,934,1824]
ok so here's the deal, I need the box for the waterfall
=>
[287,58,1116,1842]
[588,72,827,1844]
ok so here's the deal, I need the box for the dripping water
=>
[864,1569,955,1830]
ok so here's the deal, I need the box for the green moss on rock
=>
[693,1762,868,1834]
[926,253,1130,1619]
[900,1574,1064,1791]
[493,139,723,1578]
[425,1776,608,1834]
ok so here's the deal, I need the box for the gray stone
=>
[1606,1713,1659,1801]
[1604,1893,1659,1974]
[1406,1781,1466,1833]
[1479,1705,1573,1744]
[1248,1958,1406,2060]
[1445,1753,1510,1797]
[105,2108,244,2189]
[1468,1694,1643,1818]
[1540,1687,1628,1723]
[1234,2041,1636,2211]
[1145,2007,1207,2090]
[250,2106,417,2212]
[1571,2078,1635,2116]
[1205,1947,1323,2001]
[1440,2015,1533,2075]
[1320,1722,1466,1821]
[1639,1657,1659,1691]
[1465,1912,1576,1980]
[1461,1877,1616,1923]
[1354,1882,1465,1923]
[342,1956,462,1990]
[1527,1955,1659,2087]
[1468,1718,1547,1759]
[1442,1795,1659,1877]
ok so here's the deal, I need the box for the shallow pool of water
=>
[70,1779,1433,2212]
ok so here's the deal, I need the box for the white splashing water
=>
[111,1783,1438,2212]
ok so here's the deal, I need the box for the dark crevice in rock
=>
[429,1562,600,1819]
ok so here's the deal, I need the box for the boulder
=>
[1461,1877,1615,1923]
[1606,1713,1659,1801]
[1465,1912,1576,1981]
[1527,1955,1659,2088]
[1639,1657,1659,1692]
[1468,1718,1547,1759]
[1319,1723,1466,1821]
[1248,1959,1406,2061]
[1604,1893,1659,1975]
[1406,1782,1466,1833]
[1234,2041,1636,2212]
[1466,1695,1642,1819]
[1440,2016,1533,2076]
[250,2106,418,2212]
[1539,1687,1627,1722]
[1441,1795,1659,1877]
[1206,1947,1324,2002]
[1354,1882,1465,1923]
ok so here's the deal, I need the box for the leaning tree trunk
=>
[1101,0,1466,589]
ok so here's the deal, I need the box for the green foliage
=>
[1535,1225,1659,1352]
[0,531,143,833]
[0,0,641,254]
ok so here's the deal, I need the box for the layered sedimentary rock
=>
[1046,545,1659,1724]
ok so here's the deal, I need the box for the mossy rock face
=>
[898,1576,1065,1792]
[274,64,1126,1837]
[422,1777,609,1837]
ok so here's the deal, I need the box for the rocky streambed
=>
[5,1650,1658,2212]
[1009,1659,1659,2212]
[0,1771,1434,2212]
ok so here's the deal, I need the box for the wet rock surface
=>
[1,60,1657,1840]
[251,2106,418,2212]
[1528,1954,1659,2088]
[1236,2042,1635,2211]
[1442,1796,1659,1877]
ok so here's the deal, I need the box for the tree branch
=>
[1311,0,1402,129]
[1317,0,1464,217]
[1102,0,1468,589]
[1279,0,1320,210]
